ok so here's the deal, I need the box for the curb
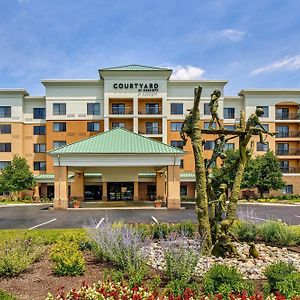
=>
[67,207,185,210]
[0,203,52,208]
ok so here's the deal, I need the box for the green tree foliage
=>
[212,150,285,197]
[0,156,36,197]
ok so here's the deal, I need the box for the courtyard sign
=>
[113,82,159,92]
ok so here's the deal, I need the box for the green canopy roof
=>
[48,128,185,155]
[100,64,172,71]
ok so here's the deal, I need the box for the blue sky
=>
[1,0,300,95]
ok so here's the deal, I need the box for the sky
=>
[1,0,300,96]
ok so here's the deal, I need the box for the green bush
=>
[259,221,297,246]
[0,290,17,300]
[165,279,198,298]
[174,221,197,238]
[151,223,172,239]
[0,238,44,276]
[50,241,85,276]
[231,220,258,242]
[264,261,300,298]
[203,264,254,296]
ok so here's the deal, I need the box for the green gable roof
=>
[100,64,172,72]
[48,128,185,155]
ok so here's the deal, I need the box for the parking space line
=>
[28,218,57,230]
[95,218,105,228]
[249,216,269,221]
[152,216,159,224]
[295,215,300,218]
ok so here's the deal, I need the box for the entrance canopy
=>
[48,128,185,209]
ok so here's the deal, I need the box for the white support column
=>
[162,116,167,143]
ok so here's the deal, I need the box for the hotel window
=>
[112,122,125,129]
[277,125,289,138]
[53,122,66,132]
[224,108,235,119]
[145,122,159,134]
[34,161,46,171]
[53,103,66,115]
[204,141,214,150]
[0,124,11,134]
[260,124,269,132]
[171,103,183,115]
[171,140,184,149]
[112,103,125,114]
[180,185,188,196]
[0,191,9,196]
[257,142,269,151]
[257,106,269,117]
[0,161,10,170]
[34,143,46,153]
[180,159,184,169]
[276,108,289,120]
[87,103,100,115]
[0,106,11,118]
[282,185,293,194]
[280,160,289,173]
[204,122,216,129]
[146,103,159,114]
[277,143,289,155]
[87,122,100,132]
[204,103,210,115]
[224,125,235,131]
[33,108,45,119]
[0,143,11,152]
[33,125,46,135]
[53,141,66,149]
[225,143,235,151]
[171,122,182,132]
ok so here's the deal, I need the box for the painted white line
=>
[28,218,57,230]
[152,216,159,224]
[249,216,270,222]
[95,218,105,228]
[295,215,300,218]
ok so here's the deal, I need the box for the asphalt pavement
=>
[0,203,299,229]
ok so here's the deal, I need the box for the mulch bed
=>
[0,252,109,300]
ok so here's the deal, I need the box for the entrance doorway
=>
[108,182,133,200]
[84,185,102,200]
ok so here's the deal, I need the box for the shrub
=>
[259,221,297,246]
[0,237,44,276]
[151,222,173,239]
[174,221,197,238]
[0,290,17,300]
[231,220,259,242]
[50,241,85,276]
[87,223,148,275]
[264,261,300,298]
[203,264,254,296]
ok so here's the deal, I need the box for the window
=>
[0,106,11,118]
[204,103,210,115]
[280,160,289,173]
[34,144,46,153]
[180,185,188,196]
[257,142,269,151]
[0,143,11,152]
[145,122,159,134]
[261,124,269,132]
[204,141,214,150]
[257,106,269,117]
[34,161,46,171]
[87,122,100,132]
[224,108,235,119]
[53,141,66,149]
[112,103,125,114]
[0,124,11,134]
[53,122,66,132]
[277,125,289,138]
[225,143,235,150]
[171,103,183,115]
[277,143,289,155]
[204,122,216,129]
[224,125,235,131]
[33,126,46,135]
[87,103,100,115]
[180,159,184,169]
[112,122,125,129]
[146,103,159,114]
[276,108,289,120]
[0,161,10,170]
[33,108,45,119]
[171,140,184,149]
[282,185,293,194]
[53,103,66,115]
[0,191,9,196]
[171,122,182,132]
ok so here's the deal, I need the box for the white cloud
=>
[219,29,245,41]
[170,65,205,80]
[252,55,300,75]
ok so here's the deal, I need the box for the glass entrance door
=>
[84,185,102,200]
[108,182,133,200]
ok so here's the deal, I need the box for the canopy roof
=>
[48,128,185,155]
[99,64,172,72]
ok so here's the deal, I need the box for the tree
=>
[0,156,36,198]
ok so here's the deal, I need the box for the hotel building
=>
[0,65,299,208]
